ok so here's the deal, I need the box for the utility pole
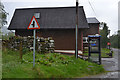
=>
[75,0,79,59]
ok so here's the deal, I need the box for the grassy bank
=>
[83,48,111,58]
[2,49,105,78]
[101,48,112,57]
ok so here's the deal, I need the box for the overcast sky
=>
[1,0,119,35]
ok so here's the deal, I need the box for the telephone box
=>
[88,35,101,65]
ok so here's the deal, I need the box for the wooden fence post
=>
[19,41,23,59]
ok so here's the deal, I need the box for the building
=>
[83,18,100,51]
[8,6,100,51]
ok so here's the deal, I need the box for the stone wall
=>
[2,36,55,53]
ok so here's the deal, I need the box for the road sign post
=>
[27,16,40,67]
[33,29,36,67]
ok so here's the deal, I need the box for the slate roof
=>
[87,17,100,24]
[8,6,89,30]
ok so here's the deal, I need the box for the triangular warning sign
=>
[27,16,40,29]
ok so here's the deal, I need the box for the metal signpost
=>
[27,16,40,67]
[33,29,36,67]
[88,35,101,65]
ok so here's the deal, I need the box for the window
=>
[34,13,40,19]
[83,37,88,43]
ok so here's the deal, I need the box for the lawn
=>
[83,48,111,58]
[2,48,105,78]
[101,48,113,57]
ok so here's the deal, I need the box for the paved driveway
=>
[83,48,120,78]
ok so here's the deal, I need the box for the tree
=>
[118,30,120,36]
[0,2,8,26]
[0,1,8,38]
[100,22,109,48]
[110,30,120,48]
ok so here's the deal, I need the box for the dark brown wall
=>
[16,29,33,36]
[15,29,83,50]
[83,24,99,37]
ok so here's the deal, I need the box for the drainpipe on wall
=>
[81,31,83,52]
[98,24,100,34]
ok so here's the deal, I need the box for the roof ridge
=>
[87,17,97,19]
[16,6,83,10]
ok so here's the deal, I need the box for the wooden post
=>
[19,41,23,59]
[75,0,79,59]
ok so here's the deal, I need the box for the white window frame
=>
[34,13,40,19]
[83,37,88,43]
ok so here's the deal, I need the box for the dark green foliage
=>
[100,23,109,48]
[110,30,120,48]
[22,48,30,54]
[0,2,8,26]
[2,13,7,19]
[2,32,15,40]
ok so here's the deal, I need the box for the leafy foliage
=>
[83,48,111,58]
[22,52,73,66]
[0,2,8,26]
[2,49,105,78]
[100,22,109,48]
[2,32,15,40]
[110,30,120,48]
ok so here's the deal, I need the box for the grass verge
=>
[2,49,105,78]
[83,48,111,58]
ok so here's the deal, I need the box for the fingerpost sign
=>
[27,16,40,67]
